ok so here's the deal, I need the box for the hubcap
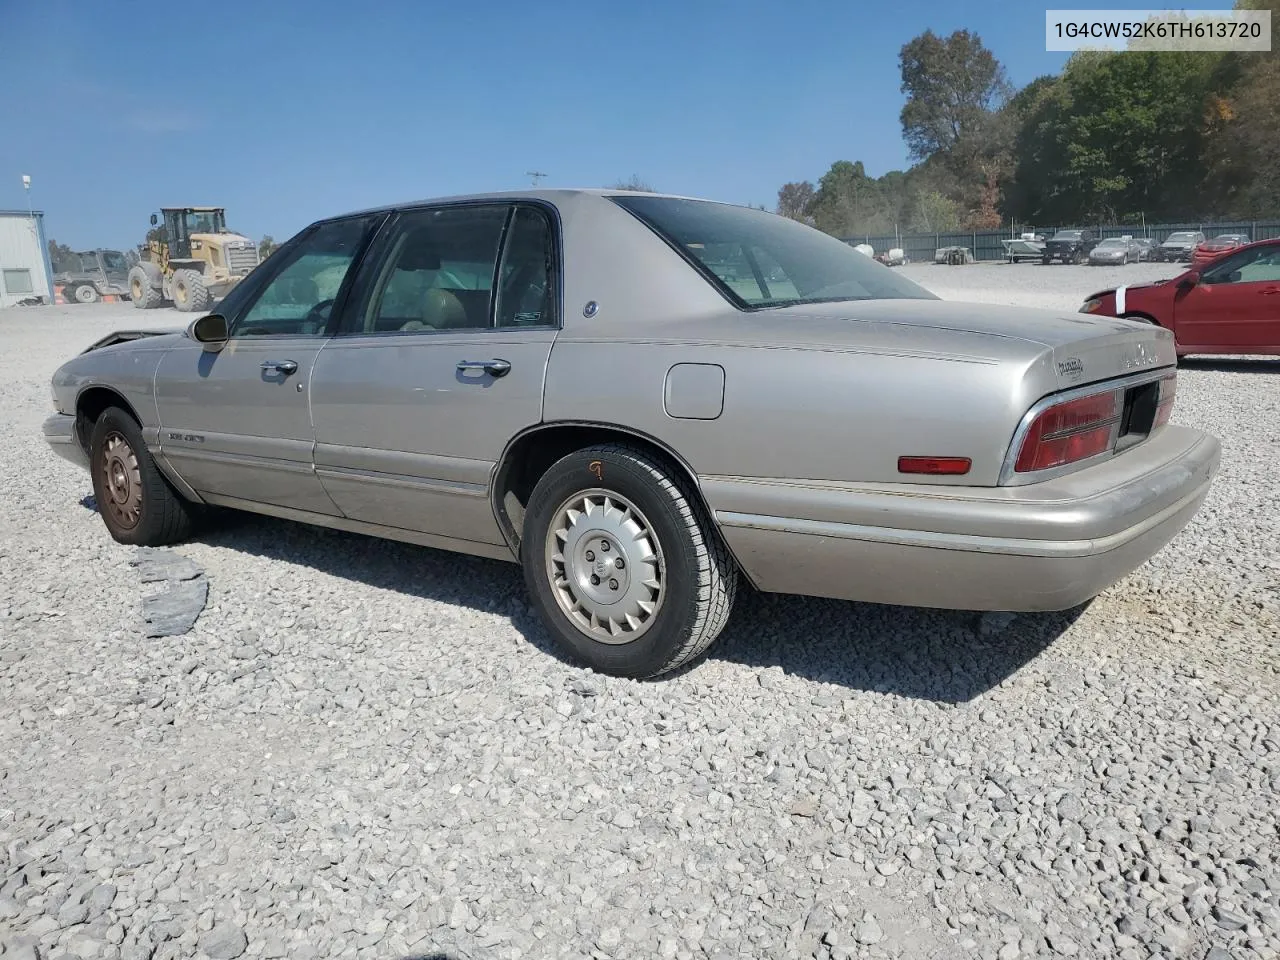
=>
[99,432,142,530]
[545,489,664,644]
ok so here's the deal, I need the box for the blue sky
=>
[0,0,1103,249]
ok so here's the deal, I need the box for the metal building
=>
[0,210,55,308]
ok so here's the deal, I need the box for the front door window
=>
[232,217,379,337]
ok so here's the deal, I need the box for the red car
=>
[1192,233,1251,266]
[1079,238,1280,356]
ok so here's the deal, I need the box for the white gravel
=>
[2,266,1278,960]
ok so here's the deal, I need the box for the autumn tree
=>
[775,181,815,222]
[609,175,657,192]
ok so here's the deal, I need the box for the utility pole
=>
[526,171,547,187]
[22,175,32,217]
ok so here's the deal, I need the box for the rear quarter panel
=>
[543,329,1045,487]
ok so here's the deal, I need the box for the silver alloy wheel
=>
[544,489,665,644]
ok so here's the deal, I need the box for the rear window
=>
[610,195,935,309]
[1052,230,1082,240]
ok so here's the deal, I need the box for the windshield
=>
[1096,239,1124,248]
[1051,230,1082,240]
[183,209,226,234]
[101,251,127,271]
[1211,235,1246,243]
[610,196,936,308]
[1166,232,1199,242]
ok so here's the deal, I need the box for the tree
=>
[47,239,75,272]
[899,30,1012,162]
[609,175,656,192]
[775,181,815,222]
[1204,55,1280,216]
[259,235,278,259]
[909,191,961,232]
[1007,50,1220,222]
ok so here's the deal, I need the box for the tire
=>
[171,269,212,313]
[73,284,99,304]
[1042,256,1052,265]
[89,406,194,546]
[129,265,163,309]
[521,443,738,678]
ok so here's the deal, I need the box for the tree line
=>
[776,0,1280,236]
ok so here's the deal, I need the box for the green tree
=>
[909,191,961,232]
[1008,50,1220,222]
[259,235,278,259]
[899,30,1012,161]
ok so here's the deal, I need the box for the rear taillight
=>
[1014,390,1122,473]
[1154,373,1177,427]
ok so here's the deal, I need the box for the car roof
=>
[322,187,737,222]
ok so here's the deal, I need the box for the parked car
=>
[1080,238,1280,356]
[1087,236,1142,265]
[1042,229,1099,263]
[43,190,1220,678]
[1155,231,1206,262]
[1132,238,1157,262]
[1192,233,1251,266]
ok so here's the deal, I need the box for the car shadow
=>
[1178,356,1280,374]
[186,509,1079,704]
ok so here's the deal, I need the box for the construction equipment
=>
[128,207,259,312]
[56,249,131,303]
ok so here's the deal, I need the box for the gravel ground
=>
[2,266,1278,960]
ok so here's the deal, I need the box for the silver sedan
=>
[1088,237,1142,265]
[43,190,1220,677]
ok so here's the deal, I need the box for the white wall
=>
[0,214,52,308]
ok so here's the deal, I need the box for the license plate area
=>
[1115,380,1160,451]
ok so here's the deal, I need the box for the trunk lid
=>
[807,299,1177,388]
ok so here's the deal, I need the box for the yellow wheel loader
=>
[128,207,260,312]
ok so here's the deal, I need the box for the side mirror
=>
[1177,271,1200,289]
[188,313,228,351]
[150,213,158,226]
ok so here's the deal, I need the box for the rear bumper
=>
[704,425,1220,612]
[43,413,88,469]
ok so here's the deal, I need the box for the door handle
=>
[456,358,512,378]
[261,359,299,375]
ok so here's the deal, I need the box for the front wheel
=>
[129,265,163,309]
[73,284,100,304]
[171,269,212,313]
[89,407,195,545]
[521,444,737,678]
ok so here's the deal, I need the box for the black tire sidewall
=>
[522,448,704,678]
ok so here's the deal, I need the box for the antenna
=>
[526,171,548,187]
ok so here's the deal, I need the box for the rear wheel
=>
[522,443,737,678]
[73,284,99,304]
[128,265,163,309]
[171,269,212,313]
[89,407,194,546]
